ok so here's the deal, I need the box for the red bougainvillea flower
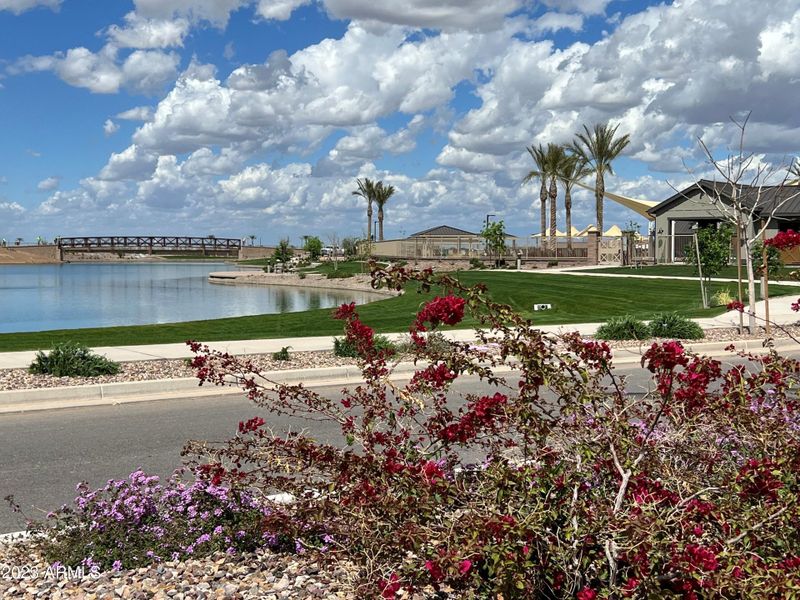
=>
[333,302,357,321]
[764,229,800,250]
[641,341,689,373]
[379,573,402,598]
[577,586,598,600]
[238,416,265,434]
[737,458,783,502]
[459,559,472,575]
[424,559,444,583]
[409,295,466,346]
[726,300,745,313]
[792,298,800,312]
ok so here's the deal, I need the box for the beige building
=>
[368,225,518,259]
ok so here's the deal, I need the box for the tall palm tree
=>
[557,152,591,250]
[352,178,376,242]
[523,144,549,242]
[544,144,565,252]
[373,181,396,241]
[571,123,631,234]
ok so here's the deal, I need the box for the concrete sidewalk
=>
[0,325,603,370]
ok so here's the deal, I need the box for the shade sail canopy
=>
[573,181,658,221]
[531,226,583,238]
[532,229,567,237]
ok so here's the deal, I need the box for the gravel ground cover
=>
[0,541,362,599]
[0,352,356,391]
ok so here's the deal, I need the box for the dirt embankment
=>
[0,246,60,264]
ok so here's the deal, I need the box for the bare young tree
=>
[692,113,800,332]
[327,232,341,271]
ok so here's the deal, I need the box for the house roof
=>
[648,180,800,218]
[408,225,479,237]
[408,225,518,239]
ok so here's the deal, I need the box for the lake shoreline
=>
[208,271,400,297]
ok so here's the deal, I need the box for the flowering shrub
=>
[176,265,800,598]
[25,265,800,598]
[24,469,271,571]
[764,229,800,251]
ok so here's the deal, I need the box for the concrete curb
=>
[1,338,796,414]
[0,363,423,414]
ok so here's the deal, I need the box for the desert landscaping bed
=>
[0,541,362,599]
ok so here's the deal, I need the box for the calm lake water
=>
[0,262,381,333]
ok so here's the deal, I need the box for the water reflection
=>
[0,263,382,333]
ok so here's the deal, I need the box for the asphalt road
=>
[0,351,794,533]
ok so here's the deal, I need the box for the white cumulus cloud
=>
[13,46,180,94]
[37,176,60,191]
[0,0,59,14]
[103,119,120,136]
[106,12,190,48]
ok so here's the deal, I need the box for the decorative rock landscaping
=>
[0,542,360,599]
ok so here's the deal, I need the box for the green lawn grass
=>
[0,272,795,352]
[585,264,798,280]
[300,260,380,276]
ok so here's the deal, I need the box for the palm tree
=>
[523,144,549,243]
[544,144,565,252]
[571,123,631,234]
[789,158,800,185]
[352,178,376,242]
[557,152,591,250]
[373,181,396,241]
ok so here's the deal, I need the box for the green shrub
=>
[29,342,120,377]
[469,258,484,270]
[272,346,291,361]
[334,335,396,358]
[710,288,735,307]
[394,331,452,354]
[327,270,354,279]
[547,260,559,268]
[594,316,650,340]
[648,312,704,340]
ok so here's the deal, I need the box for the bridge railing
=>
[56,236,243,250]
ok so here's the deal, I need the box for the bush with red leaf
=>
[173,264,800,598]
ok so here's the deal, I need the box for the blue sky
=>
[1,0,798,244]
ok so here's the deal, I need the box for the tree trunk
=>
[549,176,557,253]
[596,171,604,235]
[540,180,547,242]
[367,201,373,243]
[378,206,384,241]
[565,185,572,251]
[745,240,757,332]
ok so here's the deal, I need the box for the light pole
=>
[485,213,495,229]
